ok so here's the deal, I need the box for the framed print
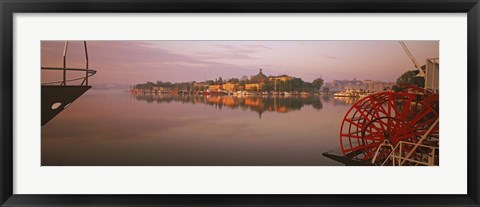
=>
[1,0,479,206]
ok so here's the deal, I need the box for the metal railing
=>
[41,41,96,86]
[372,118,439,166]
[382,140,438,166]
[41,67,96,86]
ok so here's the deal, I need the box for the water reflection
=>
[133,94,328,117]
[42,90,360,166]
[328,96,360,106]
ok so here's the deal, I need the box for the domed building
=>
[250,68,268,83]
[245,69,267,91]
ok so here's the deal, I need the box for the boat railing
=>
[41,41,96,86]
[380,140,439,166]
[41,67,96,86]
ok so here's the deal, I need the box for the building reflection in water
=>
[329,96,360,106]
[132,93,359,118]
[42,90,361,166]
[133,94,323,118]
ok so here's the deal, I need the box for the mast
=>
[399,41,425,77]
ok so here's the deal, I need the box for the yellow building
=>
[269,75,292,82]
[245,83,264,91]
[222,82,238,92]
[208,84,222,91]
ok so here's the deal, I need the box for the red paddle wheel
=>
[340,85,439,165]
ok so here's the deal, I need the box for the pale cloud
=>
[324,55,339,60]
[242,44,272,50]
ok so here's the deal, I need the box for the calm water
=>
[41,89,357,166]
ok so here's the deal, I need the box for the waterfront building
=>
[244,68,268,91]
[250,68,268,83]
[222,82,239,92]
[372,81,384,92]
[363,80,373,91]
[245,83,264,91]
[268,74,292,82]
[326,78,395,92]
[208,84,222,91]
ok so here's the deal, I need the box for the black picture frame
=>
[1,0,479,206]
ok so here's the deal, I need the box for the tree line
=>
[135,76,324,92]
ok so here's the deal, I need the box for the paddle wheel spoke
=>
[340,87,439,165]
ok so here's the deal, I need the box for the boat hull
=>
[41,85,91,126]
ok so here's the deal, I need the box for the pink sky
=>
[41,41,438,84]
